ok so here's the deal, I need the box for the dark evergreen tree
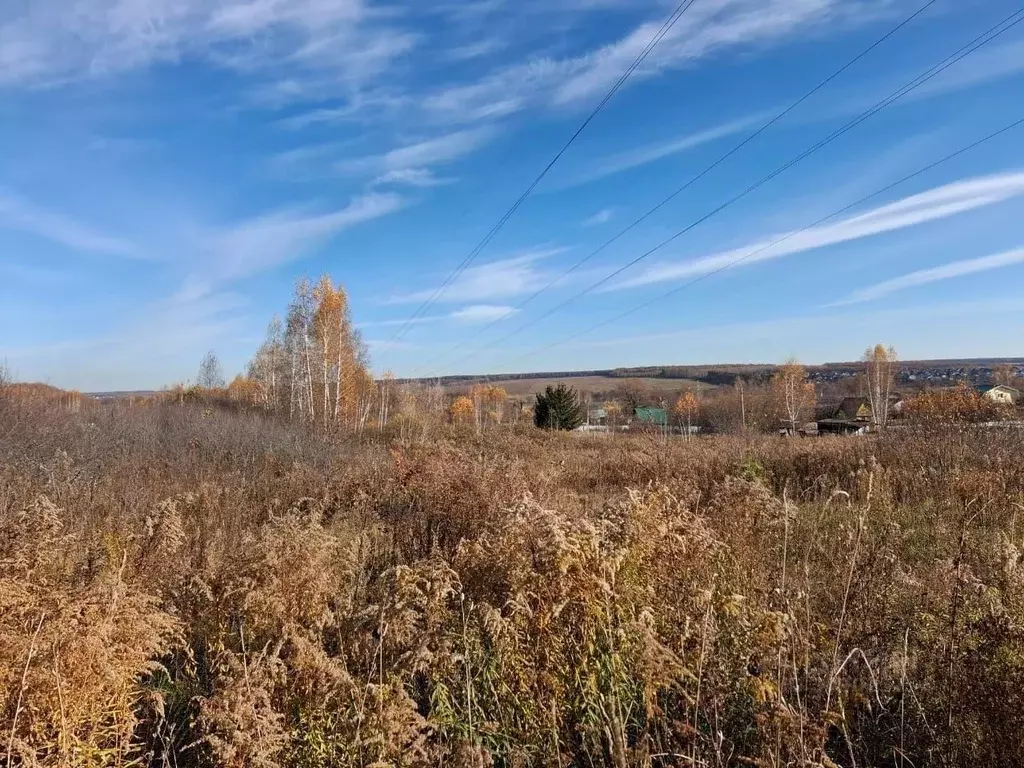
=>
[533,391,550,429]
[534,383,584,431]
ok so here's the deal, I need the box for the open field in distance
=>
[445,374,715,397]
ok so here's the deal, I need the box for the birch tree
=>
[603,400,623,431]
[378,371,396,431]
[863,344,897,431]
[771,359,816,434]
[248,275,372,428]
[674,391,700,440]
[197,351,225,390]
[247,316,283,409]
[285,282,314,421]
[994,363,1017,388]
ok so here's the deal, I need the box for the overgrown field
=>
[3,396,1024,767]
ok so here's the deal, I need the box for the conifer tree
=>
[534,383,584,431]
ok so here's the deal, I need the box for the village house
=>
[633,406,669,429]
[577,407,611,433]
[816,395,904,435]
[976,384,1019,405]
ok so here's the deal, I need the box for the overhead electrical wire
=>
[509,115,1024,366]
[376,0,701,358]
[408,0,940,376]
[417,6,1024,378]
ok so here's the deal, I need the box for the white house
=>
[976,384,1020,405]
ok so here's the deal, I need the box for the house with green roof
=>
[633,407,668,427]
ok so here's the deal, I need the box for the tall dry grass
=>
[2,397,1024,767]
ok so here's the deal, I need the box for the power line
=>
[411,0,939,375]
[376,0,700,358]
[420,7,1023,377]
[513,114,1024,363]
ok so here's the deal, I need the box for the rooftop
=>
[634,407,668,426]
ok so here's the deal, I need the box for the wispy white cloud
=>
[433,0,655,23]
[555,115,762,190]
[447,39,505,61]
[836,247,1024,305]
[188,192,404,294]
[903,37,1024,101]
[610,171,1024,290]
[373,168,455,188]
[778,27,1024,125]
[359,304,518,328]
[268,141,360,176]
[273,130,474,185]
[337,127,495,178]
[583,208,615,227]
[0,190,140,257]
[357,315,440,329]
[280,106,360,130]
[279,90,411,128]
[423,0,865,123]
[363,338,417,352]
[450,304,517,323]
[0,0,414,88]
[207,0,365,36]
[382,128,495,170]
[387,246,566,304]
[555,297,1024,365]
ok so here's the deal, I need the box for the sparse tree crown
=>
[771,358,815,433]
[862,343,898,430]
[197,351,225,390]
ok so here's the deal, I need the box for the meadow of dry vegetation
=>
[3,385,1024,768]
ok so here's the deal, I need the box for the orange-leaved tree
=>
[674,391,700,439]
[449,395,475,424]
[227,374,260,404]
[470,384,508,430]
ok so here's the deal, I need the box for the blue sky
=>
[1,0,1023,391]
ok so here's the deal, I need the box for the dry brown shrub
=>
[0,496,179,766]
